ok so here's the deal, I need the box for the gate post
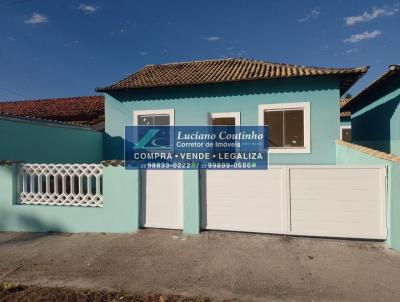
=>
[183,169,200,234]
[103,164,140,232]
[0,162,18,207]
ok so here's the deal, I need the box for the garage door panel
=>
[204,168,285,234]
[289,167,386,239]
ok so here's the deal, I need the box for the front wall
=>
[0,118,103,164]
[105,77,340,164]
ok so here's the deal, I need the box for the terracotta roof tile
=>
[336,140,400,162]
[340,98,351,118]
[0,96,104,126]
[97,58,368,96]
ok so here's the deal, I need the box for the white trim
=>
[209,112,241,125]
[258,102,311,154]
[340,125,352,140]
[133,109,175,126]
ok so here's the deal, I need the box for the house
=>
[0,96,105,130]
[0,96,104,163]
[94,58,385,237]
[340,98,352,142]
[341,65,400,155]
[97,58,367,164]
[0,58,395,248]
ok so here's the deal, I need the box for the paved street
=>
[0,230,399,301]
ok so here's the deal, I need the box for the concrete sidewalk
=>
[0,230,399,301]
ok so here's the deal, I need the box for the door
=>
[289,166,387,239]
[134,109,183,229]
[203,112,286,233]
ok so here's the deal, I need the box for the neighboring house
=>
[0,96,105,130]
[342,65,400,155]
[0,96,104,163]
[340,98,352,142]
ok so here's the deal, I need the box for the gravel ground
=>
[0,230,399,301]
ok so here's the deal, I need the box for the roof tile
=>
[97,58,368,96]
[0,96,104,126]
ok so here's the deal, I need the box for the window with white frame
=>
[259,102,310,153]
[340,126,352,142]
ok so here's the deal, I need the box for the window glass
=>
[342,128,352,142]
[212,117,236,126]
[137,114,170,126]
[264,109,304,148]
[284,110,304,147]
[264,111,284,147]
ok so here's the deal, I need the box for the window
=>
[137,114,170,126]
[133,109,174,126]
[209,112,240,126]
[133,109,175,148]
[259,102,310,153]
[340,126,352,142]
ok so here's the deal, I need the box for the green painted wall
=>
[104,77,341,164]
[340,118,351,127]
[351,77,400,155]
[103,77,341,235]
[336,144,400,250]
[0,164,140,233]
[0,118,103,164]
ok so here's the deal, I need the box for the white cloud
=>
[78,4,98,13]
[344,6,399,26]
[24,13,48,24]
[298,8,320,22]
[344,30,382,43]
[7,36,16,42]
[139,52,148,56]
[202,36,222,41]
[346,48,358,54]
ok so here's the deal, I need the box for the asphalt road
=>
[0,230,399,301]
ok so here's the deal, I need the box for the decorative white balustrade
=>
[18,164,103,207]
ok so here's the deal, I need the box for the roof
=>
[342,64,400,111]
[340,98,351,118]
[0,96,104,127]
[96,58,368,96]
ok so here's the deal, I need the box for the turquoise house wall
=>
[336,144,400,250]
[340,118,351,127]
[104,77,340,165]
[351,77,400,155]
[0,164,140,233]
[0,117,103,163]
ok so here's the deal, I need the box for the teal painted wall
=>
[351,77,400,155]
[336,144,400,250]
[0,118,103,163]
[104,77,341,165]
[0,164,140,233]
[340,118,351,127]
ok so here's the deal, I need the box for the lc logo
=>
[133,128,170,149]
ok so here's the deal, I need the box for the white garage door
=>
[204,166,387,239]
[203,167,287,234]
[141,170,183,229]
[289,166,387,239]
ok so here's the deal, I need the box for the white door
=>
[134,109,183,229]
[205,165,386,239]
[203,167,287,233]
[289,166,387,239]
[204,112,287,233]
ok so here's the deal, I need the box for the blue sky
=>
[0,0,399,100]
